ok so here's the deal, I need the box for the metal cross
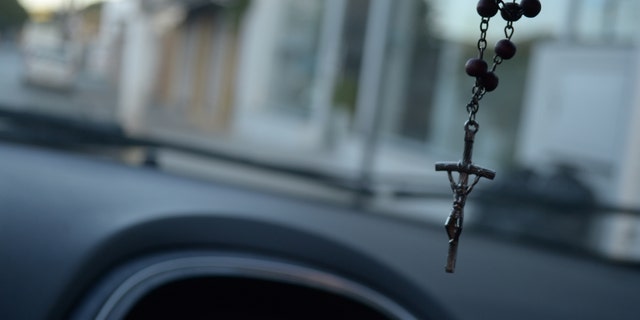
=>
[435,120,495,273]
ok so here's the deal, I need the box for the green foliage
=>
[332,76,359,115]
[226,0,252,28]
[0,0,29,31]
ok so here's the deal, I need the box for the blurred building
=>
[94,0,443,175]
[152,2,242,131]
[232,0,443,175]
[514,0,640,261]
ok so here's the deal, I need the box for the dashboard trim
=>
[95,254,417,320]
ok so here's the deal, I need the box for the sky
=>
[430,0,568,41]
[19,0,104,12]
[17,0,639,42]
[430,0,639,42]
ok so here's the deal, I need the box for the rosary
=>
[436,0,541,273]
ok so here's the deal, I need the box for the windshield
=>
[4,0,640,286]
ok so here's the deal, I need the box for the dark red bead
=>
[465,58,488,77]
[500,2,522,21]
[521,0,541,18]
[479,72,499,91]
[477,0,499,17]
[495,39,516,59]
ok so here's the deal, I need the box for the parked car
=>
[21,22,79,91]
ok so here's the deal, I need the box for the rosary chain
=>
[439,0,541,274]
[467,0,518,122]
[490,21,515,72]
[477,17,490,60]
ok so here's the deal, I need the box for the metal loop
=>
[504,23,514,39]
[477,39,487,51]
[491,55,503,72]
[477,90,486,101]
[464,120,479,134]
[466,101,479,119]
[479,18,490,32]
[471,85,486,101]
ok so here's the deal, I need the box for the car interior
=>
[2,0,640,319]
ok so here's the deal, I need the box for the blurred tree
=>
[0,0,29,34]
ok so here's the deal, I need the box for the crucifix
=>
[435,0,540,273]
[436,120,495,273]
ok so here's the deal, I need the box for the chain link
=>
[467,85,486,122]
[491,56,503,72]
[504,22,515,39]
[477,17,490,59]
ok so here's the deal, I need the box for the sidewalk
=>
[142,108,452,225]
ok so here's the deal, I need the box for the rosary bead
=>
[500,2,523,21]
[477,0,499,17]
[495,39,516,59]
[465,58,488,77]
[479,72,499,91]
[521,0,541,18]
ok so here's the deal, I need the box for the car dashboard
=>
[0,142,450,319]
[2,142,640,320]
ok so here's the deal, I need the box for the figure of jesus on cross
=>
[436,120,495,273]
